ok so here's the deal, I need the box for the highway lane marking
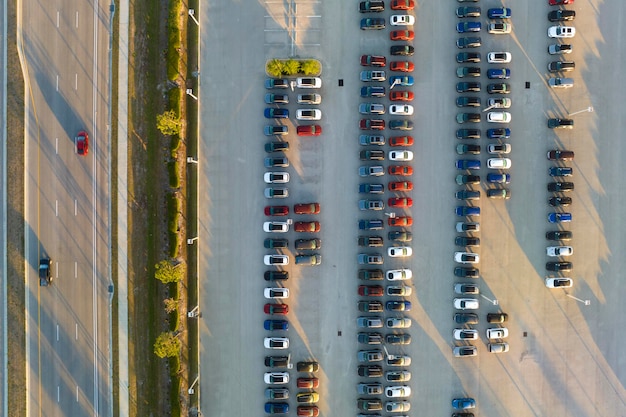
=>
[56,325,59,341]
[74,199,77,216]
[75,73,78,90]
[55,137,58,154]
[75,11,79,28]
[74,261,77,278]
[57,385,60,402]
[55,75,59,91]
[76,385,79,402]
[55,200,58,217]
[56,11,60,28]
[75,323,78,340]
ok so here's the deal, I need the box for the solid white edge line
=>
[2,0,8,412]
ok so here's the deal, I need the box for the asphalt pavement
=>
[199,1,626,417]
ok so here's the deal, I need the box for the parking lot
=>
[199,0,626,416]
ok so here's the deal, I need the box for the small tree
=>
[266,59,285,78]
[155,259,185,284]
[164,298,178,313]
[283,59,300,75]
[157,110,182,136]
[154,331,181,358]
[301,60,321,76]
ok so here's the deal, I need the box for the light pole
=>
[186,89,198,101]
[568,106,593,117]
[565,292,590,306]
[188,9,199,26]
[188,305,200,318]
[187,157,198,164]
[188,376,199,394]
[187,236,198,245]
[480,294,498,305]
[384,212,396,218]
[389,78,401,90]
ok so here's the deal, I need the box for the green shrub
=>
[168,160,180,189]
[283,59,300,75]
[301,59,321,75]
[266,59,285,77]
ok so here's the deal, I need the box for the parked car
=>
[488,22,511,34]
[386,317,411,328]
[265,108,289,119]
[547,246,573,257]
[390,90,414,101]
[486,328,509,339]
[456,97,481,107]
[358,332,384,345]
[358,236,384,247]
[549,77,574,88]
[487,158,512,169]
[265,93,289,104]
[389,103,414,114]
[456,129,481,139]
[264,238,288,249]
[545,277,573,288]
[488,343,509,353]
[455,313,478,324]
[388,197,413,208]
[358,383,383,395]
[457,113,481,123]
[547,150,574,160]
[457,82,481,93]
[487,83,511,94]
[386,301,412,312]
[456,222,479,232]
[360,70,386,82]
[296,392,320,404]
[548,43,572,54]
[360,135,385,146]
[265,142,289,153]
[265,388,289,400]
[390,14,415,25]
[265,271,289,281]
[265,79,289,89]
[359,199,385,211]
[455,190,480,201]
[359,103,386,115]
[487,97,511,108]
[457,22,481,33]
[455,236,480,247]
[263,221,291,233]
[548,25,575,38]
[264,320,289,331]
[360,17,386,30]
[265,157,289,168]
[391,0,414,10]
[388,165,413,176]
[454,252,479,263]
[455,206,480,217]
[487,68,511,79]
[487,188,511,199]
[264,288,290,299]
[548,118,574,129]
[264,172,290,184]
[457,67,481,77]
[548,61,575,72]
[264,337,289,349]
[387,285,412,296]
[487,312,508,323]
[390,30,414,40]
[389,181,413,191]
[297,93,322,104]
[388,231,412,242]
[360,54,386,67]
[546,261,572,271]
[357,365,384,377]
[295,254,322,266]
[389,120,414,130]
[360,150,385,161]
[360,183,385,194]
[453,346,477,357]
[487,52,512,63]
[456,175,480,185]
[297,378,319,389]
[359,219,384,230]
[488,7,511,18]
[390,45,414,56]
[454,298,479,310]
[360,119,386,130]
[295,238,322,250]
[359,0,384,13]
[456,52,481,63]
[264,372,290,384]
[297,125,322,136]
[487,143,511,154]
[389,150,413,161]
[358,285,384,296]
[487,128,510,139]
[487,173,510,184]
[359,165,385,177]
[389,216,413,227]
[453,329,478,341]
[457,37,482,48]
[455,267,479,278]
[358,254,384,265]
[294,203,320,214]
[390,61,414,72]
[548,212,572,223]
[547,182,574,192]
[264,303,289,315]
[264,125,288,136]
[456,6,481,17]
[457,144,481,155]
[385,370,411,382]
[361,86,386,97]
[454,283,479,295]
[546,230,573,241]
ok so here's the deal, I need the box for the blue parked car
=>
[386,300,412,311]
[549,167,573,177]
[487,128,511,139]
[360,17,386,30]
[487,68,511,79]
[389,76,414,86]
[457,22,481,33]
[359,219,384,230]
[456,206,481,217]
[452,398,476,410]
[264,108,289,119]
[264,320,289,331]
[487,173,511,184]
[488,7,511,19]
[359,183,385,194]
[361,86,386,98]
[456,159,481,170]
[548,212,572,223]
[265,402,289,414]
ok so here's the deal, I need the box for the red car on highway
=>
[76,131,89,155]
[388,165,413,176]
[389,197,413,208]
[390,91,414,101]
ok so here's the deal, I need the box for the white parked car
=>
[545,277,573,288]
[389,150,414,161]
[547,246,573,257]
[264,337,289,349]
[264,255,289,266]
[487,111,511,123]
[264,287,290,299]
[386,317,411,328]
[387,246,413,257]
[454,298,479,310]
[386,268,413,280]
[264,372,290,384]
[456,221,479,232]
[487,52,512,63]
[454,252,479,264]
[487,158,512,169]
[296,77,322,88]
[390,15,415,26]
[298,93,322,104]
[263,221,292,233]
[264,172,290,184]
[548,25,575,38]
[548,77,574,88]
[486,328,509,339]
[453,329,478,340]
[488,342,509,353]
[389,104,414,115]
[296,109,322,120]
[487,143,511,154]
[385,386,411,398]
[488,22,511,34]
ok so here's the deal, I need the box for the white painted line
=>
[56,75,59,91]
[74,261,77,278]
[56,11,60,28]
[75,323,78,340]
[75,11,79,28]
[76,385,79,402]
[75,73,78,90]
[55,137,58,154]
[56,324,59,341]
[55,261,58,278]
[55,200,58,217]
[74,199,77,216]
[57,386,60,402]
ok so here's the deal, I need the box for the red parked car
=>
[549,0,572,4]
[389,181,413,191]
[388,165,413,176]
[297,125,322,136]
[360,119,385,130]
[264,303,289,315]
[358,285,384,297]
[389,216,413,227]
[294,203,320,214]
[391,0,415,10]
[389,197,413,208]
[297,378,320,389]
[389,136,414,147]
[390,30,414,41]
[390,91,414,101]
[390,61,414,72]
[295,221,321,233]
[297,406,320,417]
[76,130,89,155]
[360,55,386,67]
[265,205,289,216]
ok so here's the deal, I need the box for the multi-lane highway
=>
[21,0,112,415]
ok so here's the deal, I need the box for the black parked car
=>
[454,267,479,278]
[456,97,481,107]
[456,52,481,63]
[455,236,480,247]
[455,313,479,324]
[457,82,481,93]
[547,182,574,192]
[549,196,572,207]
[390,45,414,56]
[547,118,574,129]
[456,129,481,140]
[548,9,575,21]
[546,261,573,272]
[264,238,289,249]
[265,141,289,153]
[548,61,575,72]
[265,270,289,281]
[388,231,413,242]
[546,230,573,241]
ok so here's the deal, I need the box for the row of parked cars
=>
[357,2,417,415]
[545,2,577,89]
[452,3,512,361]
[543,2,577,288]
[263,361,321,416]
